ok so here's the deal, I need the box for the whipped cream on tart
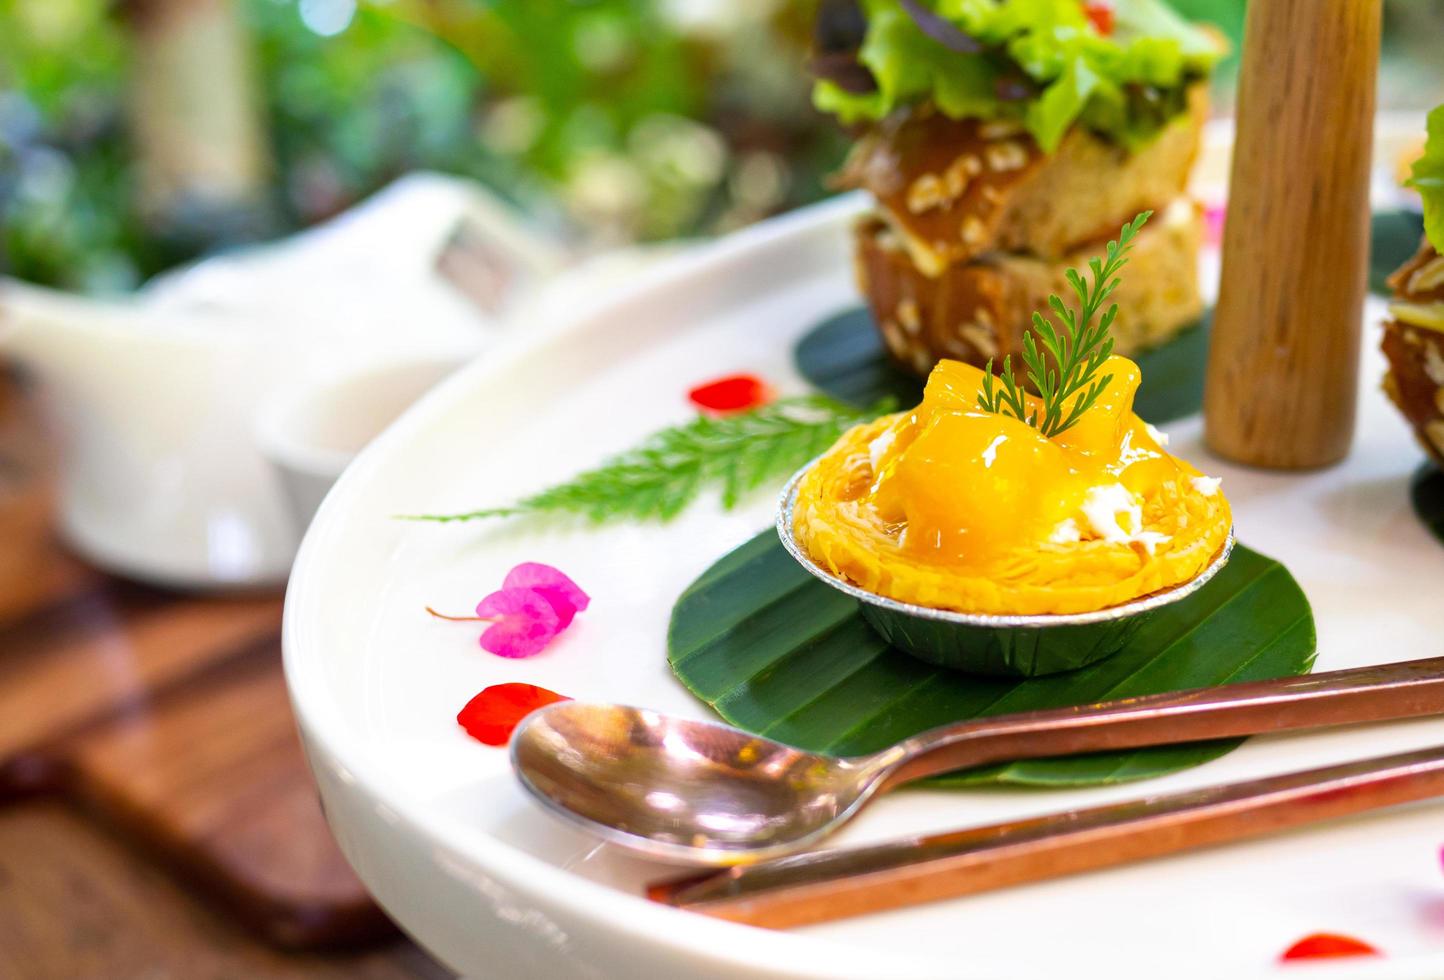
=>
[792,357,1231,616]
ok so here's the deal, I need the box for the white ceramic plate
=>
[285,127,1444,979]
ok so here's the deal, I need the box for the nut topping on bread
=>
[857,198,1204,374]
[837,85,1208,275]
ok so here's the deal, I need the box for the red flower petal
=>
[1280,933,1381,962]
[457,683,571,745]
[1082,1,1114,35]
[475,588,562,658]
[503,562,591,629]
[687,374,773,415]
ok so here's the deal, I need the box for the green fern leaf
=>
[405,395,888,526]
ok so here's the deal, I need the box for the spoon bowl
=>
[511,702,894,865]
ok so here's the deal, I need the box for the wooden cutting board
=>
[0,366,392,951]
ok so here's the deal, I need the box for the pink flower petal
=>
[1204,202,1227,246]
[475,588,562,658]
[503,562,591,629]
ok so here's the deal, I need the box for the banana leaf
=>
[1413,463,1444,545]
[1372,209,1426,295]
[794,307,1212,425]
[669,530,1316,787]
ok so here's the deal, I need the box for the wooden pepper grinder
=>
[1204,0,1382,469]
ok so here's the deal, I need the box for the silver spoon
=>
[511,657,1444,866]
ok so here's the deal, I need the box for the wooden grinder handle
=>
[1204,0,1382,469]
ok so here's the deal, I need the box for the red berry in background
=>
[688,374,774,415]
[1280,933,1380,962]
[1083,1,1114,35]
[457,683,571,746]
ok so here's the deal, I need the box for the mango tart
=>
[792,356,1231,617]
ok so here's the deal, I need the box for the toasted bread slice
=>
[840,86,1208,276]
[857,197,1205,375]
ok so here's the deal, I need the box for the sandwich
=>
[813,0,1222,375]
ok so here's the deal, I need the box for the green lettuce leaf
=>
[814,0,1222,152]
[1409,105,1444,253]
[1026,53,1101,153]
[815,4,1000,126]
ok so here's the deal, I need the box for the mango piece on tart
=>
[780,355,1233,676]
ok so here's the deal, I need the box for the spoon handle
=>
[651,743,1444,928]
[881,657,1444,786]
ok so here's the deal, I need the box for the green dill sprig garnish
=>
[405,395,890,525]
[977,210,1152,438]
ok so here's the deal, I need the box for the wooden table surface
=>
[0,368,449,977]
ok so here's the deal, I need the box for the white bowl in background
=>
[255,357,463,533]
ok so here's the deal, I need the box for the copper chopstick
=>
[650,743,1444,929]
[875,655,1444,786]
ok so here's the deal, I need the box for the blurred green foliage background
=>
[2,0,1442,294]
